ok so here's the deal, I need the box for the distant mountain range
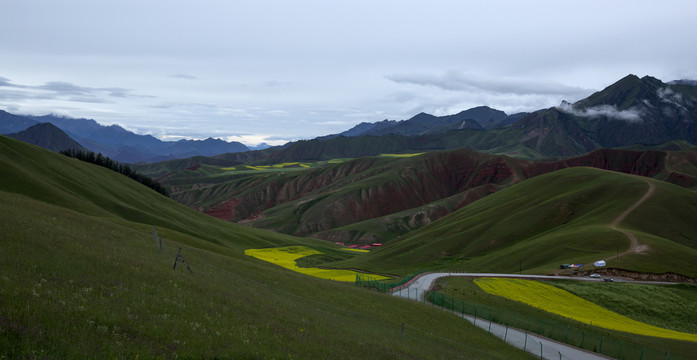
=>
[333,106,527,137]
[239,74,697,162]
[3,74,697,164]
[0,112,250,163]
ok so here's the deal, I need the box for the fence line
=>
[355,272,424,293]
[356,273,686,359]
[424,290,684,360]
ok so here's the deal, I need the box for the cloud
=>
[557,101,643,123]
[223,134,290,147]
[0,76,137,103]
[0,76,27,88]
[264,80,290,87]
[657,87,686,109]
[265,110,290,116]
[169,73,197,80]
[385,70,592,97]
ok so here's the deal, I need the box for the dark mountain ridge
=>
[192,75,696,168]
[7,122,88,153]
[337,106,517,139]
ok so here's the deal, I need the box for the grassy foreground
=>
[0,136,532,359]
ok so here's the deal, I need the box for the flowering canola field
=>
[474,278,697,342]
[245,246,389,282]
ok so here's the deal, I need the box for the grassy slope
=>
[147,146,697,249]
[338,167,697,276]
[312,185,498,244]
[0,136,532,359]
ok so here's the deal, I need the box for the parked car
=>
[590,274,601,278]
[603,278,615,282]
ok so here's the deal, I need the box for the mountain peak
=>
[7,122,87,153]
[574,74,665,110]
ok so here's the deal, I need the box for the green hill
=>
[0,135,533,359]
[148,146,697,248]
[338,167,697,277]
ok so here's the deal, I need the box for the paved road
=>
[392,272,613,360]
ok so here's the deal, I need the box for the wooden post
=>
[151,226,162,254]
[173,248,181,270]
[401,322,404,340]
[180,252,194,274]
[173,248,193,273]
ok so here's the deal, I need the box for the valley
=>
[2,74,697,358]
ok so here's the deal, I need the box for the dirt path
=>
[553,178,655,275]
[611,179,655,257]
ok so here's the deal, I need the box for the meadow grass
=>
[551,281,697,334]
[0,136,534,359]
[0,189,533,359]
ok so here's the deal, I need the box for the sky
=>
[2,1,697,147]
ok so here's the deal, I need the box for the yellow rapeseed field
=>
[341,248,370,253]
[379,153,424,158]
[222,162,311,171]
[245,246,389,282]
[474,278,697,342]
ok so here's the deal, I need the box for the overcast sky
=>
[2,1,697,146]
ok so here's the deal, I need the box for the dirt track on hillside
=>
[611,179,655,257]
[553,178,655,275]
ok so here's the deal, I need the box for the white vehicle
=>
[589,274,601,278]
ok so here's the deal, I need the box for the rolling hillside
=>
[337,167,697,277]
[0,135,532,359]
[154,147,697,245]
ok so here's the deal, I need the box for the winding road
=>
[392,273,612,360]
